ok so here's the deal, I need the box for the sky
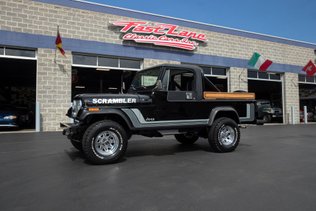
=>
[86,0,316,44]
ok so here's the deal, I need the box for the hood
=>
[75,93,152,107]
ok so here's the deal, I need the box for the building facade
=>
[0,0,316,131]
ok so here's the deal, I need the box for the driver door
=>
[154,67,197,120]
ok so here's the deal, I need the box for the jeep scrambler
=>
[62,64,256,164]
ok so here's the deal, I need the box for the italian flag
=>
[248,52,272,71]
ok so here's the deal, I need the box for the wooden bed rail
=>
[203,92,255,100]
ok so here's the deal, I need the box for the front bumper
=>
[61,122,85,140]
[272,114,283,118]
[0,118,18,127]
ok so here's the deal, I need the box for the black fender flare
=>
[78,108,134,130]
[208,107,240,125]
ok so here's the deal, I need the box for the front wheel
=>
[82,120,128,164]
[263,114,272,123]
[70,139,82,151]
[208,117,240,152]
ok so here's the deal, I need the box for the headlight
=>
[72,99,82,118]
[4,115,17,120]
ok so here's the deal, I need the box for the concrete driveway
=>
[0,124,316,211]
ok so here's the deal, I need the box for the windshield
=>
[258,101,271,108]
[129,67,160,91]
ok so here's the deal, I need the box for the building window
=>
[248,70,257,78]
[298,75,306,82]
[73,54,97,66]
[269,74,281,80]
[98,57,118,67]
[247,70,281,81]
[0,46,36,59]
[120,59,141,69]
[299,74,316,84]
[258,72,269,79]
[212,67,226,76]
[5,48,36,58]
[183,63,227,77]
[201,66,226,76]
[182,63,227,91]
[72,53,142,70]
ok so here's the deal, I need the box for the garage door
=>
[298,74,316,122]
[0,46,37,130]
[248,70,283,123]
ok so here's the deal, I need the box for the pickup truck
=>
[62,64,256,164]
[256,100,283,123]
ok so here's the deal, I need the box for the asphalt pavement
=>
[0,124,316,211]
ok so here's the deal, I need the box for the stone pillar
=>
[228,67,248,92]
[283,72,300,124]
[36,49,72,131]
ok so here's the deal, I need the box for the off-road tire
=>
[82,120,128,164]
[175,133,199,145]
[263,115,272,123]
[70,139,82,151]
[208,117,240,152]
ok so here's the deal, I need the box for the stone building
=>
[0,0,315,131]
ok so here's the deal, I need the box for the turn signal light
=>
[88,108,100,112]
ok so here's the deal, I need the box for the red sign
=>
[303,60,316,77]
[112,21,207,51]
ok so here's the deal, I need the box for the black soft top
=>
[141,64,205,75]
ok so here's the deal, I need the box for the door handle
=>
[186,92,193,100]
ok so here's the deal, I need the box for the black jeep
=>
[62,64,256,164]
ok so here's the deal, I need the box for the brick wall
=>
[1,0,314,66]
[228,67,248,92]
[283,73,300,124]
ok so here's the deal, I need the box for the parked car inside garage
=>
[256,100,283,123]
[0,95,30,129]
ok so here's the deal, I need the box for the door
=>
[154,68,198,120]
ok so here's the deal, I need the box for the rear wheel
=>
[208,117,240,152]
[175,133,199,145]
[82,120,128,164]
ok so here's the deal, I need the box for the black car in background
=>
[256,100,283,123]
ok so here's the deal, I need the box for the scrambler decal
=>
[92,98,137,104]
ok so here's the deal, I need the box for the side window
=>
[168,69,194,91]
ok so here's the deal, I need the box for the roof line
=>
[74,0,316,46]
[0,29,305,74]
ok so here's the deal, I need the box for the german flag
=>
[55,26,65,56]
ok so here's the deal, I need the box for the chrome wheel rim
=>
[218,125,236,146]
[94,131,120,156]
